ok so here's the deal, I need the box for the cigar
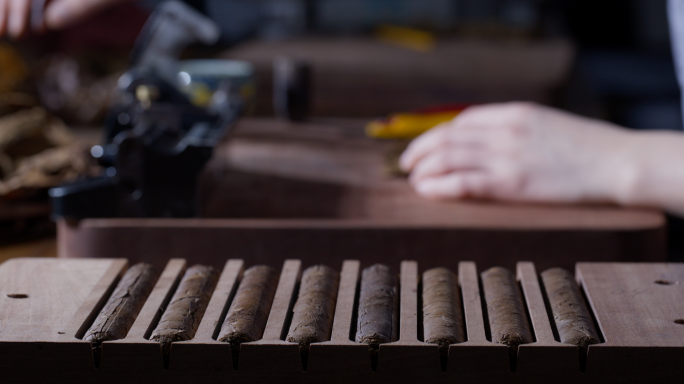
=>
[150,265,219,365]
[218,265,279,368]
[286,265,339,347]
[481,267,533,349]
[541,268,600,348]
[423,267,465,353]
[84,263,158,343]
[355,264,398,347]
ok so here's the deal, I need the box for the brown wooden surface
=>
[223,37,574,116]
[0,257,123,342]
[58,118,666,272]
[1,257,684,383]
[577,263,684,382]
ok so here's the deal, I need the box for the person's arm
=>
[0,0,131,39]
[400,102,684,216]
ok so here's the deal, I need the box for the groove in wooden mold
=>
[329,260,360,343]
[577,279,606,344]
[257,260,302,342]
[218,265,278,369]
[536,273,561,343]
[481,266,533,372]
[286,265,339,370]
[477,273,492,342]
[348,274,361,342]
[416,278,424,343]
[541,268,600,349]
[422,267,464,371]
[518,280,537,343]
[458,276,468,343]
[83,263,158,367]
[355,264,398,371]
[150,265,220,369]
[67,259,131,342]
[138,260,187,341]
[209,260,246,342]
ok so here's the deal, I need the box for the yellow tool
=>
[375,24,436,52]
[366,106,469,139]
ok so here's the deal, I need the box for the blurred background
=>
[0,0,681,260]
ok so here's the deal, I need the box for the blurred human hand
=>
[0,0,131,39]
[400,102,639,204]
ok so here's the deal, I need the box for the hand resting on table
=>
[400,102,684,216]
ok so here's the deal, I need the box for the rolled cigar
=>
[218,265,279,346]
[84,263,158,343]
[355,264,398,346]
[481,267,533,348]
[541,268,600,348]
[423,267,465,347]
[150,265,219,347]
[286,265,339,348]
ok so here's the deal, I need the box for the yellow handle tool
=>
[366,110,462,139]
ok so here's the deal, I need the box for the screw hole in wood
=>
[6,293,28,299]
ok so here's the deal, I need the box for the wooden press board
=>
[58,118,665,271]
[0,257,682,383]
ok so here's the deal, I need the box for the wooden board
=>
[577,263,684,381]
[222,37,575,116]
[1,257,683,383]
[0,257,126,342]
[57,118,665,271]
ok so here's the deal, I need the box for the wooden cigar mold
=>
[1,258,683,383]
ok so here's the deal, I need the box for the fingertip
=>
[44,1,72,30]
[398,150,413,172]
[414,178,447,200]
[8,0,29,39]
[0,0,7,37]
[414,180,431,195]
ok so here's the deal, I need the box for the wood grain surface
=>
[0,257,125,342]
[1,257,684,383]
[222,37,574,116]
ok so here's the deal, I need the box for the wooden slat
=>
[3,259,684,383]
[398,261,419,342]
[447,261,509,382]
[193,259,244,341]
[62,259,129,340]
[517,262,553,342]
[261,259,301,342]
[308,260,370,381]
[238,260,302,379]
[98,259,187,381]
[329,260,360,343]
[0,258,124,342]
[170,259,244,377]
[458,261,488,343]
[0,258,127,382]
[516,262,580,381]
[578,263,684,381]
[377,261,441,381]
[125,259,187,340]
[578,263,684,347]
